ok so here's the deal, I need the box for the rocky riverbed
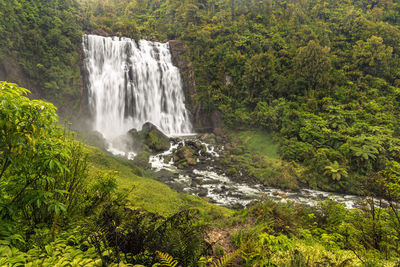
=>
[99,124,388,210]
[149,135,384,210]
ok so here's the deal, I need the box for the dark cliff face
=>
[169,40,222,135]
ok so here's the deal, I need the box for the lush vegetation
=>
[0,81,230,265]
[0,0,84,110]
[3,0,400,265]
[76,0,400,195]
[3,0,400,194]
[1,80,400,265]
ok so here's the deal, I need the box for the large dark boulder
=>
[112,123,170,154]
[140,122,170,152]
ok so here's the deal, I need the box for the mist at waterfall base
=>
[82,34,194,156]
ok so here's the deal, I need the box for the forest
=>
[1,0,400,266]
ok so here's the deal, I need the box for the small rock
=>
[198,188,208,197]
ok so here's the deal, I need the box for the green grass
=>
[230,130,278,159]
[85,146,232,218]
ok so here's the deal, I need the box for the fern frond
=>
[211,247,242,267]
[156,251,181,267]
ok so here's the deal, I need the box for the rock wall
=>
[169,40,222,135]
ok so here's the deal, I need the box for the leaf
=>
[156,251,181,267]
[211,246,243,267]
[49,160,55,171]
[45,245,54,256]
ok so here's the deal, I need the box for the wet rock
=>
[191,178,204,185]
[163,155,172,164]
[186,140,205,152]
[152,169,175,182]
[198,179,206,185]
[169,137,180,144]
[213,188,223,194]
[174,146,197,166]
[197,188,208,197]
[140,122,170,152]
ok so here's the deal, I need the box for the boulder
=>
[174,146,197,166]
[140,122,170,152]
[186,140,206,152]
[118,123,170,153]
[124,128,147,152]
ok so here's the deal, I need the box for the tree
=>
[352,35,393,77]
[294,40,332,91]
[243,51,277,105]
[324,161,348,181]
[0,82,88,226]
[377,160,400,240]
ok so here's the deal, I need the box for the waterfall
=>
[82,34,193,139]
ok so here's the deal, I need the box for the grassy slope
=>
[227,129,302,189]
[230,130,278,159]
[85,146,232,218]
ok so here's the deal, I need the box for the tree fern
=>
[156,251,181,267]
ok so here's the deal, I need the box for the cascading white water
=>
[82,34,193,139]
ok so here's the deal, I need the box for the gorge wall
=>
[169,40,222,135]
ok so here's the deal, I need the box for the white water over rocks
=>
[82,34,193,139]
[150,138,388,210]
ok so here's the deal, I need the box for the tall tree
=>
[294,40,332,91]
[353,35,393,77]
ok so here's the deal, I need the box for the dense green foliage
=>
[3,0,400,265]
[0,81,231,266]
[4,0,400,193]
[81,0,400,194]
[0,0,83,109]
[231,198,400,266]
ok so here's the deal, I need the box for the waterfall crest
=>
[82,34,193,139]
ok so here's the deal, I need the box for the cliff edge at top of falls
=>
[169,40,222,135]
